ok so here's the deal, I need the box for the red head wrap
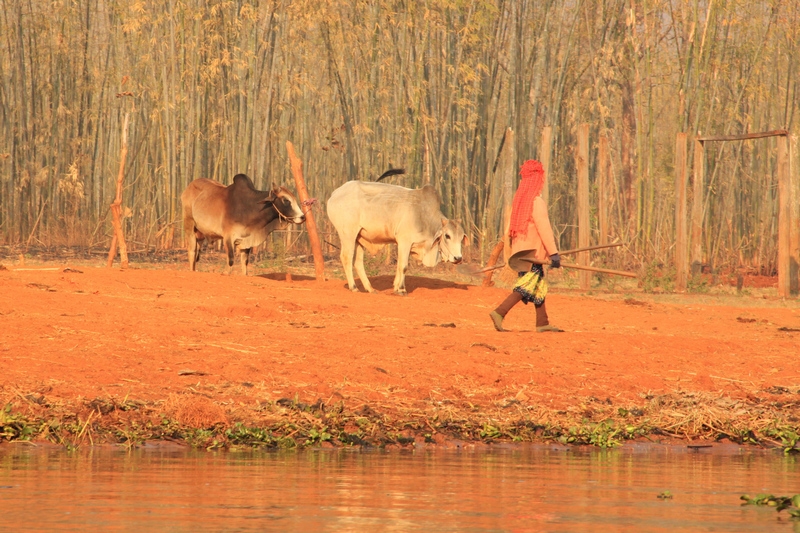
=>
[508,160,545,241]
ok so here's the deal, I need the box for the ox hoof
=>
[393,290,407,296]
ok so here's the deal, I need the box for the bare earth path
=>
[2,260,799,448]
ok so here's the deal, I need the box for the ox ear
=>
[461,234,469,247]
[265,184,281,202]
[432,218,448,243]
[259,189,278,204]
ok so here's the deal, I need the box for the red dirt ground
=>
[1,256,799,446]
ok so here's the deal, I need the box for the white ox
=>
[327,180,467,295]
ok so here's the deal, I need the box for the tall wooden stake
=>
[675,133,688,291]
[286,141,325,282]
[691,139,705,268]
[482,240,505,287]
[107,112,130,269]
[576,124,590,290]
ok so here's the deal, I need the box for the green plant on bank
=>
[305,426,332,446]
[553,419,650,448]
[479,423,502,440]
[182,428,225,450]
[225,423,277,447]
[764,427,800,454]
[114,421,151,450]
[0,405,36,441]
[586,420,622,448]
[741,494,800,518]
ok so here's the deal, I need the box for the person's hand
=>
[550,253,561,269]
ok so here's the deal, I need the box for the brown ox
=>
[181,174,305,275]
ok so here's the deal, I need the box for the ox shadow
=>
[352,275,469,294]
[257,273,317,282]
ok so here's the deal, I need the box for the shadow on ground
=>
[323,274,470,294]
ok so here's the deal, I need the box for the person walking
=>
[489,159,562,332]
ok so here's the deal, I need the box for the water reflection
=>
[1,443,799,532]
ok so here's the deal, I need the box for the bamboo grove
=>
[0,0,798,273]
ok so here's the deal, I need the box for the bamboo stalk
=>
[791,135,800,295]
[540,126,553,205]
[675,133,688,291]
[501,128,515,268]
[577,123,590,290]
[777,134,790,297]
[598,134,609,246]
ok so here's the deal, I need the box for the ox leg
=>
[239,248,251,276]
[354,245,376,293]
[224,237,235,275]
[187,230,199,271]
[338,235,360,292]
[193,233,205,267]
[393,241,412,295]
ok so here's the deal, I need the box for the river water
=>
[1,443,799,532]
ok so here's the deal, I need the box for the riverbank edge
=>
[2,388,798,452]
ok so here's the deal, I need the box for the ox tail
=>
[375,168,406,182]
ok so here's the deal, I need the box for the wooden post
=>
[691,139,705,269]
[790,135,800,295]
[597,134,609,246]
[286,141,325,282]
[482,240,505,287]
[675,133,688,291]
[777,134,791,297]
[107,112,130,269]
[501,128,515,267]
[576,124,590,290]
[540,126,552,205]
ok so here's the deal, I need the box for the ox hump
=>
[231,174,256,190]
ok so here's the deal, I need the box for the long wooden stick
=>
[523,257,637,278]
[558,242,623,256]
[471,242,624,277]
[558,263,637,278]
[697,129,788,142]
[464,259,637,278]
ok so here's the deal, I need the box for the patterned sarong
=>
[512,263,548,305]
